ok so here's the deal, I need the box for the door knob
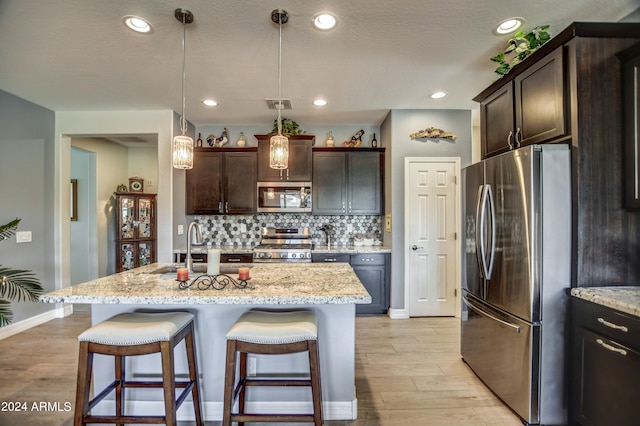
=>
[411,245,423,250]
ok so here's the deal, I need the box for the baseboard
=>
[95,398,358,421]
[0,304,71,340]
[388,308,409,319]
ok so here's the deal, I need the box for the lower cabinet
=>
[312,252,390,314]
[175,252,253,264]
[571,298,640,426]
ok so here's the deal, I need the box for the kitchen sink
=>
[145,264,247,276]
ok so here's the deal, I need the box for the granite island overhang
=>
[40,262,371,422]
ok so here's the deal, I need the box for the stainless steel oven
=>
[257,182,311,213]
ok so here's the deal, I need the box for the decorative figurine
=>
[237,132,246,147]
[343,129,364,148]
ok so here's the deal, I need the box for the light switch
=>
[16,231,32,243]
[385,214,392,232]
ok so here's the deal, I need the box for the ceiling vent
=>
[265,98,292,109]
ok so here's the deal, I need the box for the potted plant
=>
[0,218,44,326]
[270,118,305,136]
[490,25,551,77]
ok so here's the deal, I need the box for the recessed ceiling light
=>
[313,99,328,106]
[312,12,337,30]
[202,99,219,107]
[493,17,525,35]
[123,15,153,34]
[430,91,447,99]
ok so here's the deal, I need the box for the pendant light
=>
[172,8,195,170]
[269,9,289,170]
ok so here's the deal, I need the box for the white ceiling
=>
[1,1,638,128]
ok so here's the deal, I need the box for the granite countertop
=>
[40,263,371,306]
[571,286,640,317]
[173,245,391,254]
[312,245,391,254]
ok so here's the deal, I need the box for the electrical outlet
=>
[177,225,184,235]
[16,231,32,243]
[240,223,247,232]
[247,357,257,376]
[385,214,392,232]
[346,223,353,232]
[145,179,153,188]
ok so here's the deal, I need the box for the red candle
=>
[176,268,189,281]
[238,267,250,280]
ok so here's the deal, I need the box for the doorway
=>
[404,157,460,317]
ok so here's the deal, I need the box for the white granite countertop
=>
[312,245,391,254]
[571,286,640,317]
[40,263,371,306]
[173,245,392,254]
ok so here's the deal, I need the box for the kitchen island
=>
[40,262,371,422]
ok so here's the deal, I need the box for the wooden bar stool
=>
[222,309,323,426]
[74,311,204,426]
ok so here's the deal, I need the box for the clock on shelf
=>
[128,176,144,193]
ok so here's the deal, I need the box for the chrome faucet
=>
[185,221,203,273]
[319,224,334,249]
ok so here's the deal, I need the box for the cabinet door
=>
[286,139,312,181]
[624,53,640,208]
[348,152,381,214]
[257,140,282,181]
[313,152,347,215]
[118,195,136,240]
[137,196,155,239]
[515,46,565,147]
[352,265,386,314]
[186,151,223,214]
[257,138,313,181]
[481,83,515,158]
[572,327,640,426]
[224,151,257,214]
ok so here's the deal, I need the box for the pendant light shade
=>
[172,9,194,170]
[269,9,289,170]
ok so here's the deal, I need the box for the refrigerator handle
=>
[463,295,521,333]
[475,184,487,278]
[485,184,497,280]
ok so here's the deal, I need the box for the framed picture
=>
[71,179,78,221]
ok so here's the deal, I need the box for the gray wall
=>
[0,90,56,323]
[381,109,472,312]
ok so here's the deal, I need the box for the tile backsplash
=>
[192,214,382,246]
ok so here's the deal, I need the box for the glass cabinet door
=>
[138,242,153,267]
[120,243,135,271]
[138,197,153,238]
[120,196,135,240]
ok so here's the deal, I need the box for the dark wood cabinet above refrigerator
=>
[474,22,640,288]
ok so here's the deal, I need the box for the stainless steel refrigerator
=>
[461,144,570,425]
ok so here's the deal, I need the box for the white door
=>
[405,158,459,317]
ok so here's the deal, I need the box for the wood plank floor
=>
[0,309,522,426]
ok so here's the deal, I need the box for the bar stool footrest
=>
[231,413,316,423]
[84,414,165,424]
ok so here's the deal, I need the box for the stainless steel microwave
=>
[257,182,312,213]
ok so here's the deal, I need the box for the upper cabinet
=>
[619,42,640,209]
[478,46,565,158]
[255,135,314,182]
[185,148,257,215]
[312,148,384,215]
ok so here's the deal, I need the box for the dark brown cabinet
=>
[255,135,314,182]
[620,43,640,209]
[475,22,640,288]
[478,46,565,158]
[115,192,156,272]
[186,148,257,215]
[312,148,384,215]
[571,298,640,426]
